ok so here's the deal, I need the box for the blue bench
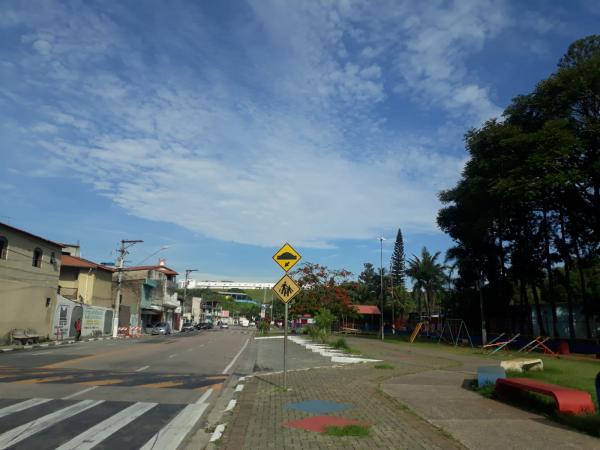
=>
[477,365,506,387]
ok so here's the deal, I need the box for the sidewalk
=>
[216,339,464,449]
[350,337,599,450]
[214,336,599,450]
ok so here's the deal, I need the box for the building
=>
[58,254,114,308]
[0,222,63,343]
[118,263,179,331]
[179,280,274,290]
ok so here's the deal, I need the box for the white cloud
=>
[2,0,525,248]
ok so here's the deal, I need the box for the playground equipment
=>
[438,318,473,347]
[517,336,558,356]
[409,322,423,343]
[483,333,520,354]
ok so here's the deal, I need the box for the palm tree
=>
[406,247,446,318]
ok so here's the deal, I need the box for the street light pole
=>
[183,269,198,322]
[477,275,487,345]
[113,239,143,338]
[377,236,386,341]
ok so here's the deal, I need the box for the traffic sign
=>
[272,242,301,272]
[273,274,301,304]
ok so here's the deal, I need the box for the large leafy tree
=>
[438,35,600,338]
[290,262,354,318]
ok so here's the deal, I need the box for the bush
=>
[332,338,349,350]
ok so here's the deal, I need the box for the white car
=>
[240,319,249,327]
[220,322,229,329]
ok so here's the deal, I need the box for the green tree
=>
[390,228,406,288]
[406,247,446,317]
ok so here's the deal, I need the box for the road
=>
[0,327,252,450]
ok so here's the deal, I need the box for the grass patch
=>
[374,363,394,370]
[324,424,370,437]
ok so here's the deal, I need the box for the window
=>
[0,236,6,260]
[50,252,56,264]
[32,247,43,268]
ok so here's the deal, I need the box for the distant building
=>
[0,222,63,342]
[179,280,274,290]
[58,255,114,308]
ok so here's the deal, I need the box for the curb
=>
[0,334,146,353]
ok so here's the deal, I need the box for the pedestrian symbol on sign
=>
[279,281,293,297]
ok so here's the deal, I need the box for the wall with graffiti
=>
[53,295,114,339]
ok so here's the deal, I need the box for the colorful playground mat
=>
[283,415,366,432]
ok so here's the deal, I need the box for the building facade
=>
[0,223,63,343]
[180,280,274,290]
[58,255,114,308]
[118,264,179,331]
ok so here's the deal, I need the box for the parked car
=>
[151,322,171,335]
[181,322,195,332]
[196,322,213,330]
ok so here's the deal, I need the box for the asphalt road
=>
[0,327,253,450]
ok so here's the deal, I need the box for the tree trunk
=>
[574,238,593,339]
[531,283,546,336]
[558,210,576,339]
[542,208,560,337]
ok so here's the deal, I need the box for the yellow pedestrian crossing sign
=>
[272,242,301,272]
[273,274,301,304]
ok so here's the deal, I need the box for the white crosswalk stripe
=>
[0,398,51,418]
[0,397,211,450]
[140,403,209,450]
[0,399,103,449]
[55,402,157,450]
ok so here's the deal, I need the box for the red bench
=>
[496,377,596,415]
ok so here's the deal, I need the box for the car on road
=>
[196,322,213,330]
[220,322,229,329]
[240,318,249,327]
[151,322,171,335]
[181,322,195,332]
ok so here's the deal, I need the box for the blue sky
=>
[1,1,598,282]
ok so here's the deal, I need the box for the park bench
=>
[477,365,506,387]
[496,377,596,415]
[340,327,362,335]
[10,328,40,345]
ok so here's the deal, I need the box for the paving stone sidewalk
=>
[347,337,600,450]
[216,348,464,450]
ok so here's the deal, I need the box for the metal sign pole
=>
[284,302,288,389]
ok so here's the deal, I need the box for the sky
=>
[1,0,598,283]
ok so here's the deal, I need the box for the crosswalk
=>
[0,396,210,450]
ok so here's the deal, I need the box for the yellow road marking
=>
[41,344,164,369]
[15,376,70,384]
[78,379,124,386]
[137,380,184,389]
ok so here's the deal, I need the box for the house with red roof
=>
[58,252,115,309]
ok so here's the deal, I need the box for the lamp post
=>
[377,236,386,341]
[183,269,198,322]
[476,275,487,345]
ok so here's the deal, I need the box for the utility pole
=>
[183,269,198,321]
[390,262,395,335]
[113,239,143,337]
[377,236,386,341]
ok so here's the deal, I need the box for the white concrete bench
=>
[500,358,543,373]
